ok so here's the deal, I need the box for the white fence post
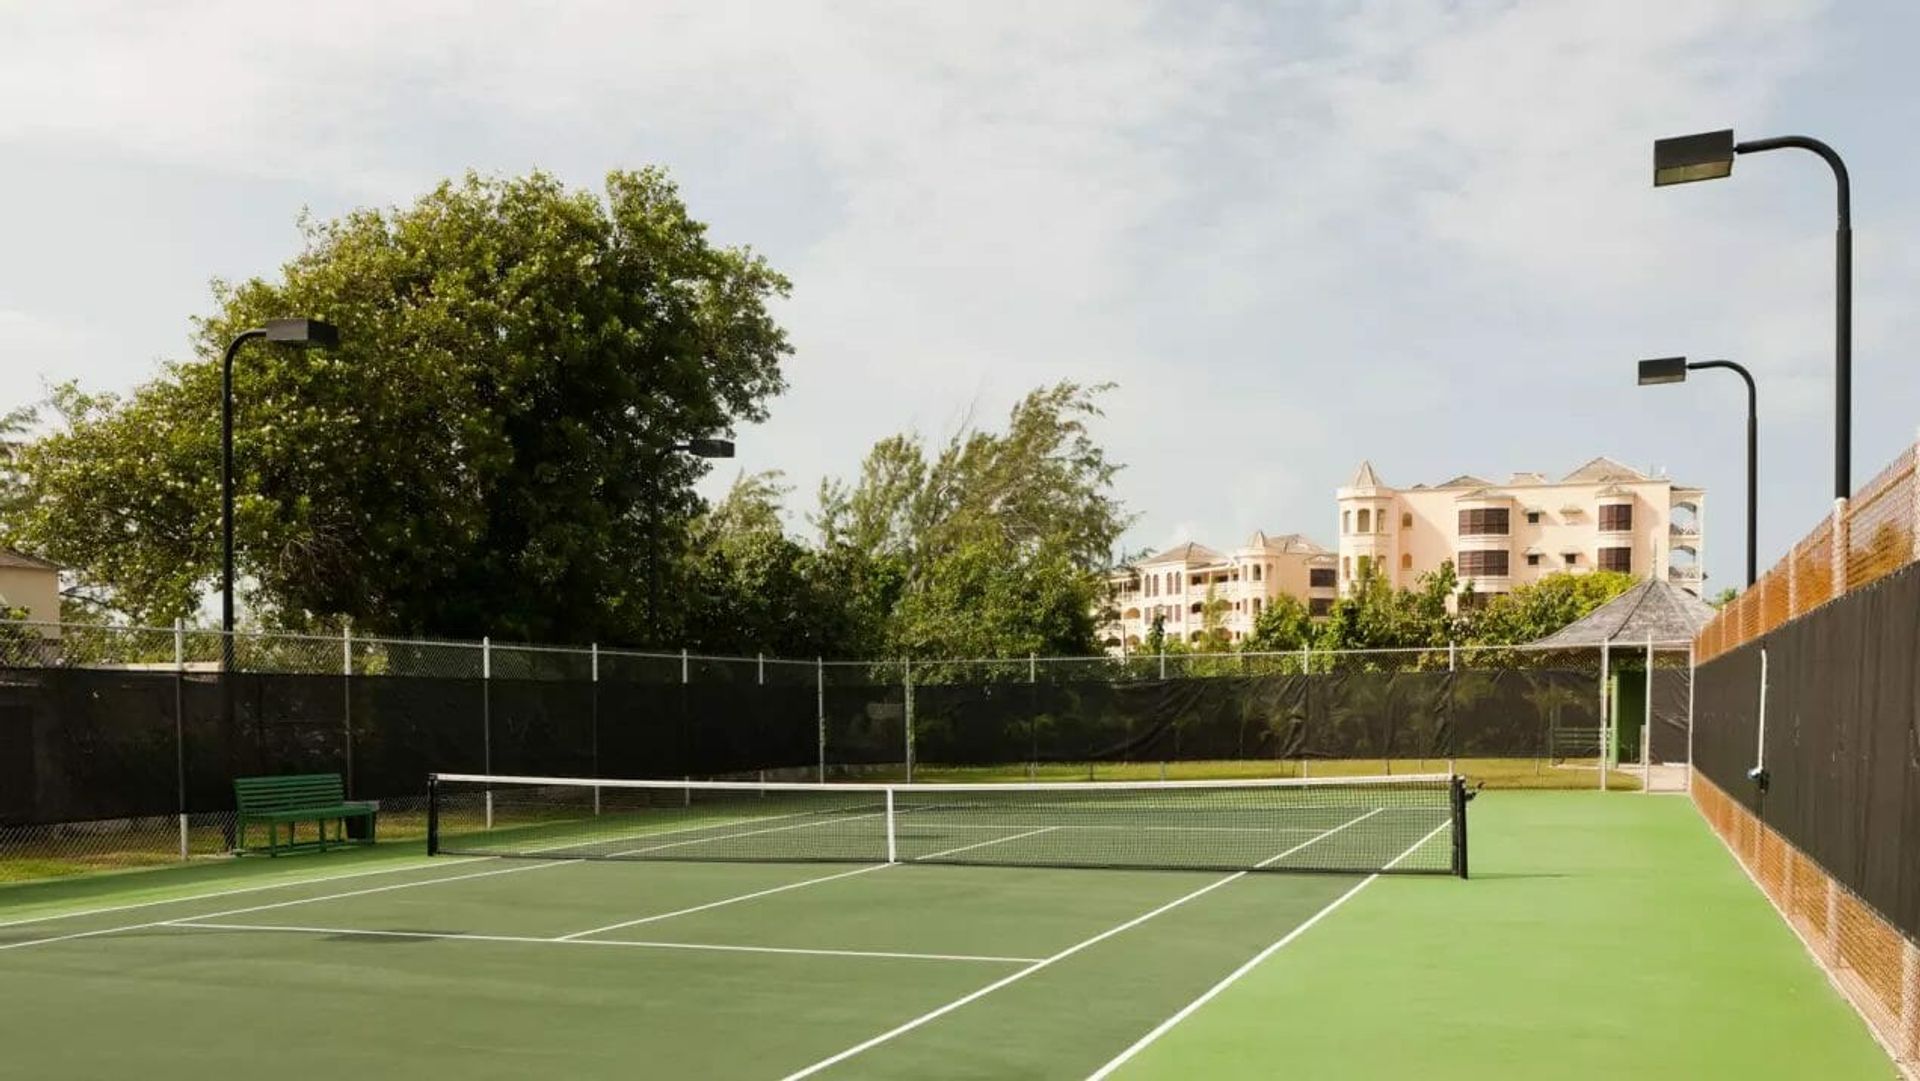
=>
[342,624,354,799]
[591,643,601,815]
[1641,635,1653,793]
[1599,639,1610,791]
[481,636,493,830]
[175,618,188,861]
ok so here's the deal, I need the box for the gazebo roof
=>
[1530,578,1716,648]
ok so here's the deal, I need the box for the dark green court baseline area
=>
[0,794,1894,1079]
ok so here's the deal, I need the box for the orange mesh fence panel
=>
[1801,518,1837,611]
[1845,449,1917,592]
[1760,560,1791,638]
[1693,772,1918,1071]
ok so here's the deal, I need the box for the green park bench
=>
[233,773,377,856]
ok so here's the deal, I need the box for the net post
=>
[884,787,898,864]
[1451,774,1469,879]
[816,656,826,782]
[426,775,440,856]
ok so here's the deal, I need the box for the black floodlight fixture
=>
[1637,357,1690,385]
[680,437,736,459]
[262,318,341,348]
[1653,129,1737,186]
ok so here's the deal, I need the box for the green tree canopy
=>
[816,382,1132,658]
[1462,570,1639,645]
[8,170,791,641]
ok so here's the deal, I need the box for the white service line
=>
[0,857,567,953]
[775,806,1385,1081]
[0,857,489,930]
[1083,816,1456,1080]
[555,864,890,941]
[161,920,1039,965]
[604,812,884,858]
[913,826,1060,862]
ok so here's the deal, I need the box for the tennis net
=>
[428,773,1469,876]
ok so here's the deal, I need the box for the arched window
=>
[1401,553,1412,571]
[1357,508,1371,533]
[1342,510,1352,534]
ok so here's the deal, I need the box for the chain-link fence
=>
[2,622,1690,878]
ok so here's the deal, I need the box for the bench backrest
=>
[234,773,347,813]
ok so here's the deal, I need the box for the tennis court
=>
[0,782,1894,1079]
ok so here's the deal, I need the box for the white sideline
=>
[0,857,489,930]
[161,920,1040,964]
[775,806,1385,1081]
[0,858,567,952]
[555,864,890,941]
[1083,815,1455,1080]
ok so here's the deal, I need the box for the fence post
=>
[681,647,691,805]
[1446,641,1457,778]
[1029,652,1037,684]
[1158,646,1166,681]
[1685,641,1696,794]
[757,651,765,686]
[1641,635,1653,793]
[903,657,915,782]
[681,647,689,684]
[482,636,493,830]
[1599,639,1610,791]
[1830,497,1849,595]
[342,624,354,799]
[591,643,601,815]
[816,657,826,782]
[1899,935,1919,1062]
[175,618,188,861]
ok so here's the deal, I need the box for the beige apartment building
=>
[1335,457,1706,607]
[0,548,60,624]
[1101,532,1337,650]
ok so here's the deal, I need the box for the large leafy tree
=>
[9,170,790,641]
[816,383,1133,659]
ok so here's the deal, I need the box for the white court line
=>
[0,858,568,953]
[555,864,891,941]
[0,857,492,931]
[521,807,823,853]
[603,812,884,858]
[896,822,1328,835]
[1084,816,1456,1080]
[914,827,1061,862]
[160,920,1039,964]
[775,806,1385,1081]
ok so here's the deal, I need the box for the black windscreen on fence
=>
[1693,562,1920,940]
[2,659,1624,827]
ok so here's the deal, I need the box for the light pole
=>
[220,318,340,667]
[1653,129,1852,500]
[1638,356,1757,587]
[647,437,735,637]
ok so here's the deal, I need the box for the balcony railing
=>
[1668,565,1703,582]
[1670,522,1701,537]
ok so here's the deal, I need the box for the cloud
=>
[2,0,1890,588]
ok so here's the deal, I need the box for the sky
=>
[2,0,1917,593]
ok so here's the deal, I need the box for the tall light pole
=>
[1638,356,1757,587]
[220,318,339,667]
[647,437,735,637]
[1653,129,1852,500]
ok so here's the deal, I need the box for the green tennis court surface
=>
[0,793,1892,1079]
